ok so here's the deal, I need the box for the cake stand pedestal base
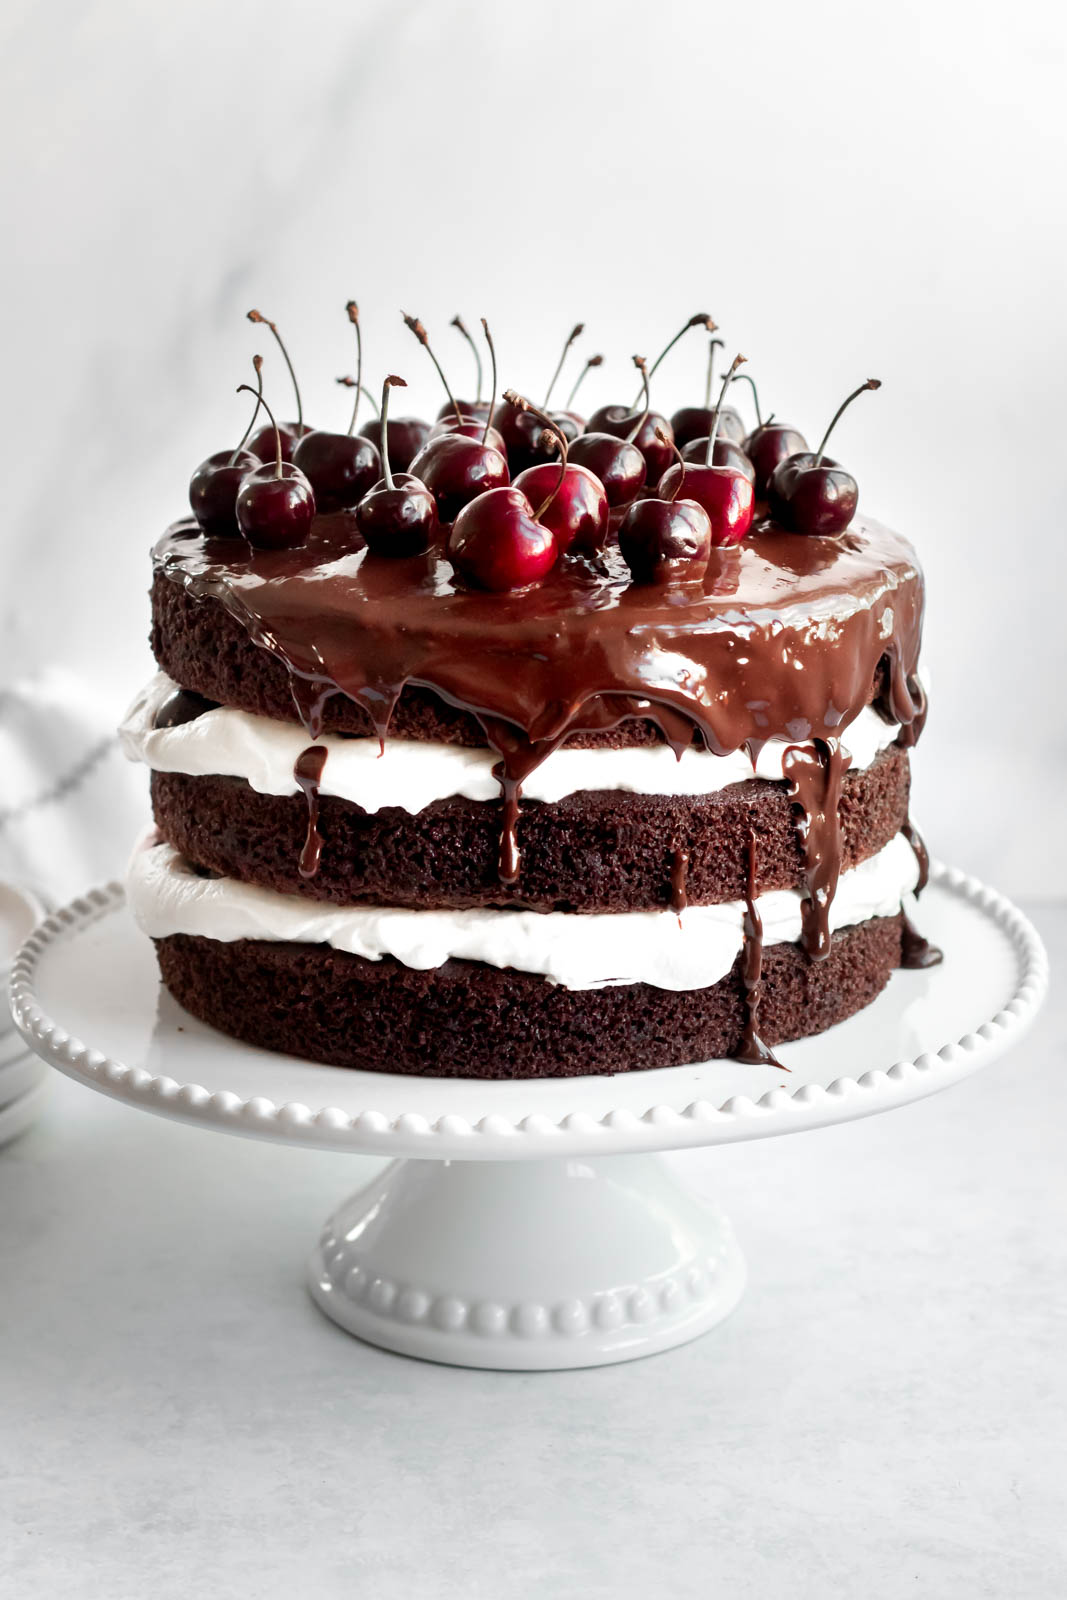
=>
[308,1155,744,1368]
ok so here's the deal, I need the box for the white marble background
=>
[1,0,1065,898]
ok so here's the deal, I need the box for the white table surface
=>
[2,906,1064,1600]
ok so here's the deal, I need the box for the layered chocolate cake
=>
[122,308,938,1078]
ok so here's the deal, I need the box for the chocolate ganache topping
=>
[153,510,926,955]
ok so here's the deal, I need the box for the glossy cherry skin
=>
[669,405,745,449]
[291,430,381,512]
[189,448,260,535]
[744,423,809,497]
[512,462,610,555]
[618,496,713,583]
[566,432,647,510]
[248,420,308,464]
[448,486,558,592]
[358,416,430,476]
[408,432,510,525]
[586,405,673,487]
[768,452,858,535]
[436,399,492,424]
[355,473,438,556]
[552,410,583,443]
[235,462,316,549]
[679,436,756,485]
[657,462,754,547]
[429,414,508,455]
[490,397,559,475]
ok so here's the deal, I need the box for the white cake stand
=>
[9,864,1047,1370]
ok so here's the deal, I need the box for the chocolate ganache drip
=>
[153,513,927,901]
[294,745,328,879]
[736,831,784,1069]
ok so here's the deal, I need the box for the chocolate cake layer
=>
[154,912,905,1079]
[150,743,910,912]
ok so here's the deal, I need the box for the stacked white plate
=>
[1,881,50,1146]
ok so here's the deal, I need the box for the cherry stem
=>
[543,322,584,408]
[732,371,762,428]
[402,312,462,427]
[480,318,497,446]
[451,315,483,402]
[247,310,302,435]
[814,378,881,467]
[379,375,405,492]
[230,355,263,465]
[344,302,363,435]
[657,426,687,504]
[503,389,568,519]
[565,353,603,410]
[632,313,716,405]
[625,356,650,444]
[237,381,283,479]
[703,337,724,409]
[335,377,380,418]
[706,354,746,467]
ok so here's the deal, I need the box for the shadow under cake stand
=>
[9,864,1047,1370]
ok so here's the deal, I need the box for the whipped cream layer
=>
[122,672,902,812]
[130,832,919,993]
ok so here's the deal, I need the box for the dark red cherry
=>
[658,462,753,547]
[552,411,583,443]
[660,353,755,546]
[355,376,437,555]
[768,453,858,535]
[448,486,557,591]
[189,449,261,534]
[670,404,745,449]
[292,430,380,511]
[744,422,809,497]
[619,496,712,583]
[512,461,609,555]
[408,432,509,525]
[768,379,881,535]
[436,398,491,423]
[236,462,315,548]
[247,420,307,463]
[680,436,756,484]
[492,395,558,474]
[359,415,430,475]
[234,382,315,549]
[585,403,674,487]
[430,414,507,454]
[357,474,437,555]
[567,432,646,509]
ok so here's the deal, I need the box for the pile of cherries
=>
[189,305,882,592]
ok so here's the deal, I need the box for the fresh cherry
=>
[680,435,756,484]
[448,486,558,591]
[671,335,745,448]
[359,409,430,475]
[234,379,316,549]
[618,430,713,583]
[510,400,608,555]
[565,356,650,510]
[587,315,711,487]
[356,375,438,556]
[291,301,381,510]
[745,421,809,497]
[768,378,881,535]
[189,354,264,534]
[245,309,310,461]
[657,354,754,546]
[430,414,507,452]
[409,317,509,523]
